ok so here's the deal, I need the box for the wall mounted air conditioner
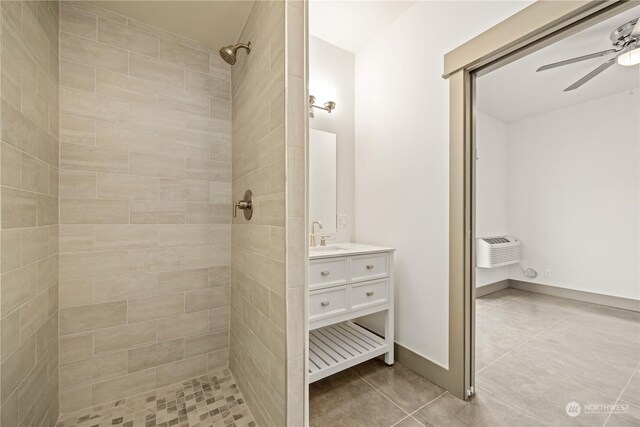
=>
[476,236,522,268]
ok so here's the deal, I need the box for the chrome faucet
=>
[310,221,323,247]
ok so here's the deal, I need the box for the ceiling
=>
[309,0,414,53]
[93,1,253,50]
[477,6,640,123]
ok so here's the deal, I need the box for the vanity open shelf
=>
[309,321,389,382]
[308,244,395,383]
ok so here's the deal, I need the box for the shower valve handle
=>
[234,200,250,212]
[233,190,253,220]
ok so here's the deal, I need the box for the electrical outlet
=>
[544,269,551,278]
[337,214,348,228]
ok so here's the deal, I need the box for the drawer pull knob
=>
[366,264,374,270]
[321,301,330,307]
[320,271,330,276]
[366,291,374,296]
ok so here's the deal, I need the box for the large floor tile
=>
[475,313,544,360]
[478,299,561,334]
[505,338,632,398]
[579,303,640,323]
[476,354,620,426]
[475,289,640,426]
[559,308,640,345]
[514,291,587,312]
[351,359,446,413]
[604,400,640,427]
[412,391,545,427]
[476,288,529,308]
[309,369,408,427]
[475,345,504,372]
[491,297,574,324]
[621,370,640,405]
[536,321,640,370]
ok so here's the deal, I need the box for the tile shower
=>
[57,1,232,414]
[0,1,305,426]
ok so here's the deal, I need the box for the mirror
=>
[309,129,337,234]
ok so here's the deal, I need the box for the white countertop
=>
[309,243,395,259]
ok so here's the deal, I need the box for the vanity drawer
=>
[309,258,348,289]
[350,253,389,282]
[350,279,389,310]
[309,286,349,322]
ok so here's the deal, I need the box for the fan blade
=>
[632,18,640,37]
[564,57,617,91]
[537,49,618,72]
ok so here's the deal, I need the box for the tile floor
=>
[56,369,255,427]
[310,289,640,427]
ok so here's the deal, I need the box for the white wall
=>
[507,89,640,300]
[475,112,510,287]
[310,36,355,242]
[354,1,532,368]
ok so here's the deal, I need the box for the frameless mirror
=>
[309,129,337,234]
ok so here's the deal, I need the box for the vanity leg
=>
[384,309,394,365]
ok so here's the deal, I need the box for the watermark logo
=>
[566,401,581,417]
[565,401,630,417]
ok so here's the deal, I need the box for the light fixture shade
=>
[617,47,640,66]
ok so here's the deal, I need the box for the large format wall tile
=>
[0,2,60,426]
[285,2,307,424]
[56,1,232,414]
[229,1,293,426]
[93,321,156,354]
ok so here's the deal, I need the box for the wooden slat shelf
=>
[308,321,390,383]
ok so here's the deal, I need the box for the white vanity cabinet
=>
[308,244,395,383]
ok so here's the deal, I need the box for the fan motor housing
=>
[611,19,639,48]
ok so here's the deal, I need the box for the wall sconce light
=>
[309,95,336,118]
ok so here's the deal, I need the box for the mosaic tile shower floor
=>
[56,370,256,427]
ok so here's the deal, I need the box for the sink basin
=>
[309,245,348,252]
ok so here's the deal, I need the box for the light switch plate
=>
[337,214,348,228]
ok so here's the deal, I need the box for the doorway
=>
[446,0,639,424]
[472,7,639,424]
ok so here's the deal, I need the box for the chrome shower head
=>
[219,42,251,65]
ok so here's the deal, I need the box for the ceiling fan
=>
[537,17,640,91]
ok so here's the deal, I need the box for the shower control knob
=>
[233,190,253,220]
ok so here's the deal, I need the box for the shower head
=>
[219,42,251,65]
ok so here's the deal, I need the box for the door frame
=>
[443,0,637,400]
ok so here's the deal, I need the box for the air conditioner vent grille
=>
[482,237,510,244]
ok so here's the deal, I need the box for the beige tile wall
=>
[229,1,288,426]
[57,1,232,414]
[0,1,61,427]
[285,1,307,425]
